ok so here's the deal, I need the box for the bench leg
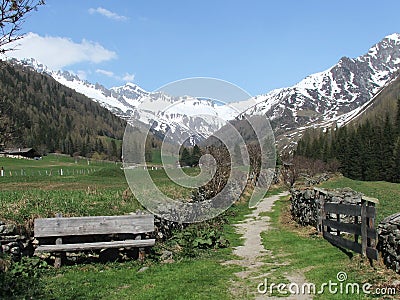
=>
[138,248,145,262]
[54,253,64,268]
[54,237,65,268]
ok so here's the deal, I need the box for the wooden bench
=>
[34,214,155,267]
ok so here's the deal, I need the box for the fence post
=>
[354,214,359,244]
[318,194,325,234]
[361,199,367,257]
[367,201,376,265]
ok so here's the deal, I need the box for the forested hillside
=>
[295,76,400,182]
[0,61,126,160]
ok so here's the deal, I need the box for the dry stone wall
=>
[0,220,32,260]
[290,187,363,227]
[378,213,400,273]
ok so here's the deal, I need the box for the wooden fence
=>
[315,188,379,260]
[0,168,97,177]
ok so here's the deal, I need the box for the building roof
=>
[1,148,34,154]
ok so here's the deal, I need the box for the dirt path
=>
[223,191,312,299]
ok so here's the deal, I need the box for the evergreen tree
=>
[390,137,400,182]
[381,115,395,180]
[191,144,202,167]
[396,97,400,135]
[180,147,191,167]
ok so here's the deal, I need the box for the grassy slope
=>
[261,194,400,299]
[258,177,400,299]
[319,175,400,224]
[39,195,253,300]
[0,155,254,299]
[350,74,400,127]
[42,259,239,300]
[3,155,399,299]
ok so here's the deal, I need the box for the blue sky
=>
[6,0,400,95]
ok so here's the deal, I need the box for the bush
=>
[167,217,229,258]
[0,256,48,299]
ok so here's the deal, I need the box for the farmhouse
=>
[0,148,41,159]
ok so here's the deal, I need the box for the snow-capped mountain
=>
[239,33,400,148]
[13,57,240,144]
[10,33,400,149]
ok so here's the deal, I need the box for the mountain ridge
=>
[10,33,400,150]
[0,60,126,159]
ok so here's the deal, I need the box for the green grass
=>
[0,153,115,169]
[6,153,398,300]
[260,196,360,299]
[319,175,400,224]
[0,157,136,225]
[40,259,240,300]
[0,188,142,225]
[35,197,256,300]
[150,149,177,166]
[0,156,260,299]
[0,154,119,186]
[32,197,256,300]
[259,192,400,299]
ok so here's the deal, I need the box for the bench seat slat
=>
[34,215,154,237]
[34,239,155,253]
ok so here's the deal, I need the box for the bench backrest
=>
[34,214,154,238]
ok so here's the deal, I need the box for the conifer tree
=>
[390,137,400,182]
[180,147,191,167]
[191,144,202,167]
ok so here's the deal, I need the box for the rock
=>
[137,266,149,273]
[378,213,400,274]
[391,280,400,286]
[160,250,173,261]
[0,235,23,242]
[10,247,20,255]
[0,224,16,235]
[161,258,175,264]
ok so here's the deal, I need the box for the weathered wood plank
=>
[362,195,379,204]
[323,231,362,254]
[318,195,325,233]
[34,215,154,237]
[324,203,375,218]
[361,200,367,257]
[54,237,63,268]
[366,246,378,260]
[35,239,156,253]
[322,219,377,238]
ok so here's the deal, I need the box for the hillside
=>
[0,61,126,160]
[348,72,400,126]
[295,72,400,182]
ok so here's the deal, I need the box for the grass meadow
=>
[1,155,400,299]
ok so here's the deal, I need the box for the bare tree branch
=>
[0,0,45,53]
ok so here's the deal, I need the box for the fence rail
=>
[0,168,97,177]
[315,188,379,261]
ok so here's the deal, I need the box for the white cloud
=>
[96,69,115,77]
[96,69,135,83]
[7,32,117,70]
[88,7,128,21]
[122,73,135,82]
